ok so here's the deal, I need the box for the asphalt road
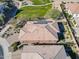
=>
[0,37,11,59]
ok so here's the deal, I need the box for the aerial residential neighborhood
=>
[0,0,79,59]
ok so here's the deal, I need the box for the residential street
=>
[0,37,11,59]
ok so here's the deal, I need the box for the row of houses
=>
[1,1,70,59]
[9,0,69,58]
[10,20,68,59]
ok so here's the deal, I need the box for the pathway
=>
[19,3,52,8]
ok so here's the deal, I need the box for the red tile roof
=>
[65,3,79,14]
[19,23,59,43]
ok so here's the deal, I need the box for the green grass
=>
[16,4,52,20]
[51,9,61,19]
[32,0,50,5]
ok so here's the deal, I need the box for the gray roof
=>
[22,45,66,59]
[12,45,67,59]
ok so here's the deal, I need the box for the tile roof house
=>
[65,3,79,18]
[12,45,67,59]
[19,21,59,44]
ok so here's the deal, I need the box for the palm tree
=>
[0,13,5,26]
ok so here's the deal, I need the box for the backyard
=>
[16,4,52,20]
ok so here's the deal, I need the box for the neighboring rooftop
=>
[19,21,59,43]
[65,3,79,14]
[12,45,67,59]
[22,45,66,59]
[22,53,43,59]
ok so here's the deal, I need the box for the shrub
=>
[11,41,21,51]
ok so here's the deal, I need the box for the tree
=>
[10,41,21,51]
[0,13,5,25]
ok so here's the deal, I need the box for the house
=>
[18,21,60,44]
[11,20,68,59]
[65,3,79,18]
[12,45,67,59]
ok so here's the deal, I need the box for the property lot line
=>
[20,3,52,8]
